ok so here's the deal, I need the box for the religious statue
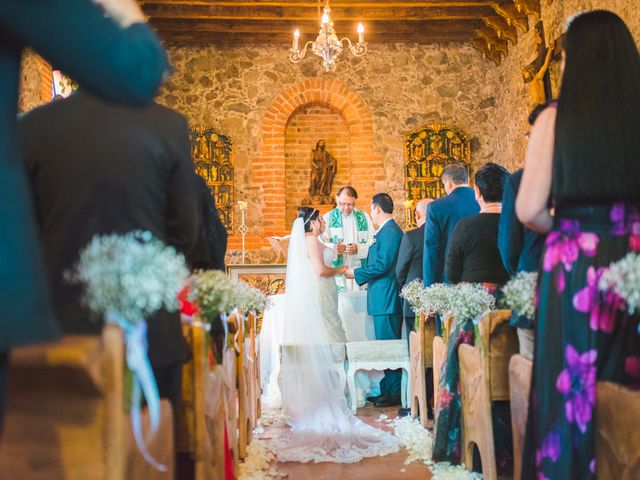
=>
[304,139,337,205]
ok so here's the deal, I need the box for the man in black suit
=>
[0,0,167,428]
[396,199,432,341]
[19,89,199,415]
[395,198,432,417]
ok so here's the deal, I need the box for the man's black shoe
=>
[397,407,411,417]
[366,394,386,403]
[374,395,401,408]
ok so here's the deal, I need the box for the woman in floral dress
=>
[516,11,640,479]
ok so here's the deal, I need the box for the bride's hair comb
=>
[303,209,319,225]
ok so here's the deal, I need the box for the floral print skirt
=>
[522,203,640,479]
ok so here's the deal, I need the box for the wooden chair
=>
[509,354,532,480]
[236,313,253,460]
[222,315,240,470]
[410,311,436,427]
[0,325,126,479]
[458,309,518,480]
[0,325,173,480]
[596,381,640,479]
[432,313,454,409]
[125,400,175,479]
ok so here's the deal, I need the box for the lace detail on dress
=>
[265,404,400,464]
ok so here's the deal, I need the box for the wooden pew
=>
[508,354,532,480]
[458,309,518,480]
[410,311,436,426]
[236,312,252,460]
[596,381,640,479]
[0,325,173,480]
[223,314,240,470]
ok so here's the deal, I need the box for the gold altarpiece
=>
[404,124,470,228]
[190,127,234,232]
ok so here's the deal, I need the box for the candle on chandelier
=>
[321,12,329,25]
[293,29,300,50]
[357,22,365,43]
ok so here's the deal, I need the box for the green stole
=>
[327,208,369,268]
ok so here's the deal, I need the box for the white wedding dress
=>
[270,218,399,464]
[318,246,348,343]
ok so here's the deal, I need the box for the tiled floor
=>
[260,406,433,480]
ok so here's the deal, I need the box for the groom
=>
[345,193,403,407]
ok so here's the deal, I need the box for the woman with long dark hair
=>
[516,11,640,479]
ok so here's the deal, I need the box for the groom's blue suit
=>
[354,219,404,397]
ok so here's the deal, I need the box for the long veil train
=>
[271,218,399,463]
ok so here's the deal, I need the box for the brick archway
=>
[254,79,382,245]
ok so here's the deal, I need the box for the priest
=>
[322,186,374,291]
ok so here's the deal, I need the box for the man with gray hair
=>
[423,163,479,289]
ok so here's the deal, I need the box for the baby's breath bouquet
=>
[599,252,640,332]
[67,230,189,324]
[400,279,427,315]
[237,282,271,315]
[500,272,538,322]
[67,230,189,471]
[188,269,240,321]
[422,283,456,317]
[448,283,496,324]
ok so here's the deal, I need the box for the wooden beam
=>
[150,18,485,34]
[159,31,475,45]
[142,0,507,7]
[142,4,498,21]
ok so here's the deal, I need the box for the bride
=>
[271,207,399,463]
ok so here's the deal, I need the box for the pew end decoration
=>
[66,230,189,470]
[599,252,640,333]
[500,271,538,323]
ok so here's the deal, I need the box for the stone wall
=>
[158,43,501,255]
[491,0,640,174]
[18,50,52,113]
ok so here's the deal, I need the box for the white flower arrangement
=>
[448,283,495,323]
[236,282,271,315]
[391,416,482,479]
[500,271,538,321]
[66,230,188,324]
[422,283,457,317]
[599,252,640,313]
[400,279,428,315]
[188,269,240,321]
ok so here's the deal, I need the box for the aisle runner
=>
[237,410,483,479]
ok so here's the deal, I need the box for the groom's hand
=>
[345,243,358,255]
[344,267,355,279]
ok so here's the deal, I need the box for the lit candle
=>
[357,22,364,43]
[293,29,299,50]
[321,13,329,25]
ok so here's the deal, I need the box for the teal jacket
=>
[0,0,168,350]
[354,219,403,316]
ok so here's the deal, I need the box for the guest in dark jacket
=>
[20,89,198,416]
[395,198,432,418]
[446,163,510,285]
[190,174,228,272]
[396,198,432,339]
[423,163,480,287]
[497,104,548,358]
[0,0,168,429]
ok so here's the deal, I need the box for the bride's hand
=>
[337,265,348,275]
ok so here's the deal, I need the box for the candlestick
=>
[357,23,364,44]
[293,29,299,50]
[238,201,248,264]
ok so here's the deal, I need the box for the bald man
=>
[395,198,432,417]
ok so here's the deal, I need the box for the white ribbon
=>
[106,311,166,472]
